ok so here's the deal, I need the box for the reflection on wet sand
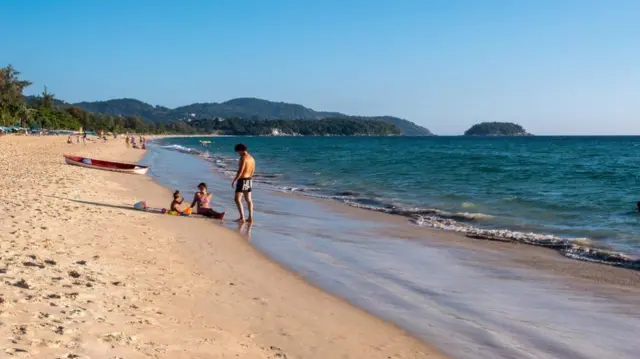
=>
[238,222,253,238]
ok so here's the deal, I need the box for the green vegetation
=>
[0,65,32,127]
[464,122,532,136]
[1,65,162,133]
[71,97,433,135]
[189,117,401,136]
[1,64,424,136]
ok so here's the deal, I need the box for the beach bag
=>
[133,201,147,211]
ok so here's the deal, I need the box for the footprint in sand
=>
[68,270,81,278]
[29,338,63,349]
[64,292,79,300]
[100,332,136,346]
[22,261,45,269]
[266,345,289,359]
[11,325,28,336]
[12,279,30,289]
[4,348,30,356]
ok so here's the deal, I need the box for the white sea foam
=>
[161,144,196,153]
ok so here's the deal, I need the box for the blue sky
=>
[1,0,639,135]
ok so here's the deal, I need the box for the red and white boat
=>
[63,155,150,175]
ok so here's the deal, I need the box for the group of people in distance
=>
[126,135,147,149]
[66,131,122,145]
[169,143,256,223]
[66,131,88,144]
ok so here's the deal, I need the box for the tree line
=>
[188,117,401,136]
[1,64,401,136]
[1,65,195,133]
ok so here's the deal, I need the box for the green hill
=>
[71,97,432,136]
[7,65,428,135]
[72,98,172,121]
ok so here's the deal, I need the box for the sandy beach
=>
[0,135,444,359]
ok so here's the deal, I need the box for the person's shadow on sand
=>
[47,196,234,222]
[47,196,170,215]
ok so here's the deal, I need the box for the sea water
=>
[157,136,640,263]
[140,138,640,359]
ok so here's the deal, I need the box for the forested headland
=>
[1,65,423,136]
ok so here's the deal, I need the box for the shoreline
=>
[0,136,445,358]
[154,136,640,271]
[308,193,640,288]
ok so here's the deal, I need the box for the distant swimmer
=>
[232,143,255,222]
[636,201,640,212]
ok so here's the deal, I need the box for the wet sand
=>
[319,197,640,288]
[0,135,444,358]
[253,192,640,359]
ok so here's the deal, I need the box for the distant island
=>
[2,64,433,136]
[464,122,532,136]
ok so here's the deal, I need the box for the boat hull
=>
[63,155,149,175]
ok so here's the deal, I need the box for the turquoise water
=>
[158,136,640,259]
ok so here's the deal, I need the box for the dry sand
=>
[0,135,444,359]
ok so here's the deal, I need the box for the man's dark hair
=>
[234,143,248,152]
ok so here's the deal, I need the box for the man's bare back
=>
[238,154,255,179]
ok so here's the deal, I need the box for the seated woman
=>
[190,182,225,219]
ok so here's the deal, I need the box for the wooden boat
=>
[63,155,149,175]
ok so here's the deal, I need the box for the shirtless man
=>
[231,143,255,222]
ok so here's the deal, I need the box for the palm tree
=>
[19,105,36,128]
[42,85,55,109]
[0,109,11,126]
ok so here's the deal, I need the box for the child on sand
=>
[170,191,185,214]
